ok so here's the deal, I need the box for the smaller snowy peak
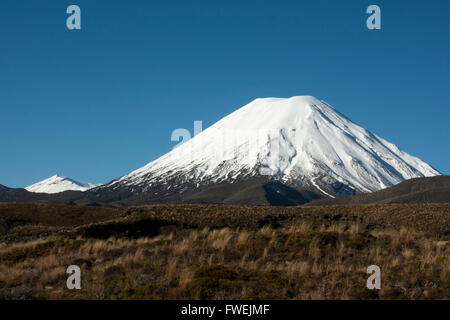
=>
[25,174,101,194]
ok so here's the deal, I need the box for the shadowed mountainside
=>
[307,175,450,206]
[0,179,323,207]
[0,184,83,204]
[93,179,324,207]
[1,176,449,207]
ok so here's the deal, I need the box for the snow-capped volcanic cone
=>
[26,174,101,194]
[92,96,439,203]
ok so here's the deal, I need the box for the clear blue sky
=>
[1,0,449,188]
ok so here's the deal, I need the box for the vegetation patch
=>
[183,265,287,299]
[0,203,448,300]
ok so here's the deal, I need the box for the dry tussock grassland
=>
[0,203,448,300]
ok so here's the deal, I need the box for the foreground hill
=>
[308,175,450,206]
[1,202,449,241]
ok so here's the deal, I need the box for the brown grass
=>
[0,203,448,300]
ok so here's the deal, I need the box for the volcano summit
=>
[84,96,439,206]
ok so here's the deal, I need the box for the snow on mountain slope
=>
[104,96,440,197]
[26,175,101,194]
